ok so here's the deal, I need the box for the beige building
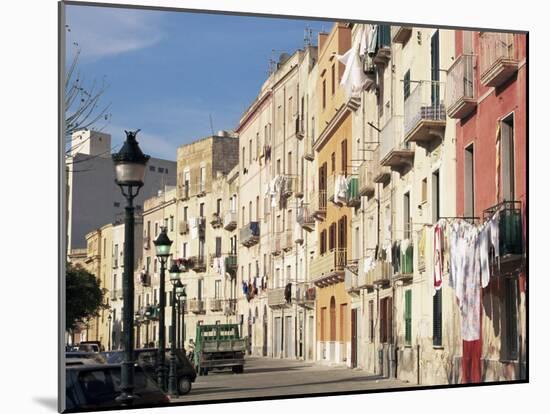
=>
[173,134,240,347]
[236,44,319,360]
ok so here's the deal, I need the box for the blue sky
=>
[66,5,333,160]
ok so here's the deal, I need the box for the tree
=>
[66,263,108,331]
[65,27,112,156]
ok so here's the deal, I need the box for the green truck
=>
[193,324,246,376]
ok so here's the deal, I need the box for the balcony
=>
[225,254,238,273]
[483,201,524,269]
[371,261,392,286]
[188,299,205,314]
[178,182,190,200]
[310,190,327,221]
[281,175,297,198]
[346,176,360,207]
[188,255,207,273]
[358,160,375,197]
[178,220,189,235]
[304,138,315,161]
[297,206,315,232]
[209,298,223,312]
[223,210,237,231]
[210,213,223,229]
[446,54,477,119]
[374,25,391,65]
[143,236,150,250]
[224,298,237,316]
[480,32,518,88]
[139,270,151,287]
[328,173,348,205]
[194,178,207,198]
[294,176,304,198]
[311,248,347,287]
[357,258,375,289]
[404,80,446,149]
[295,116,305,140]
[240,222,260,247]
[393,243,414,282]
[271,232,282,256]
[372,147,391,184]
[282,229,293,251]
[296,283,316,309]
[110,289,123,301]
[345,268,360,296]
[379,115,414,172]
[392,26,412,44]
[268,287,291,309]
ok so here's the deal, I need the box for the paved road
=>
[171,357,409,403]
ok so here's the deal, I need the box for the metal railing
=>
[240,222,260,247]
[297,206,315,229]
[483,201,523,256]
[479,32,516,78]
[209,298,223,312]
[188,299,204,313]
[446,54,476,112]
[310,190,327,216]
[178,220,189,235]
[311,248,347,280]
[223,210,237,231]
[267,287,289,308]
[379,115,406,161]
[404,80,446,138]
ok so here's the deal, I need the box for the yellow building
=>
[311,23,354,365]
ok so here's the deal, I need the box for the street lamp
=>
[112,129,150,405]
[153,226,172,391]
[175,281,186,350]
[107,311,113,351]
[168,262,182,397]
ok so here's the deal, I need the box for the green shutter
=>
[405,290,412,345]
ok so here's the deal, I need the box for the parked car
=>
[65,363,169,412]
[76,341,101,353]
[65,352,107,366]
[105,348,196,395]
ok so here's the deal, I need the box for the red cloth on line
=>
[462,339,481,383]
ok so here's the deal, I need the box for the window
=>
[256,132,260,159]
[215,280,221,299]
[146,257,151,272]
[331,152,336,173]
[404,192,411,239]
[165,169,168,174]
[164,218,168,229]
[113,201,120,208]
[405,290,412,346]
[341,139,347,174]
[464,144,475,217]
[277,159,281,175]
[421,178,428,204]
[287,151,292,175]
[404,70,411,100]
[215,237,222,257]
[320,229,327,255]
[504,278,519,360]
[200,203,205,218]
[501,115,515,202]
[380,297,392,343]
[183,206,188,221]
[369,300,374,342]
[288,97,293,126]
[170,216,174,232]
[329,223,336,251]
[432,170,440,223]
[149,165,156,172]
[331,64,335,95]
[154,258,157,273]
[322,79,326,109]
[114,244,119,268]
[463,30,473,55]
[183,242,187,258]
[256,196,260,221]
[242,147,246,170]
[320,307,327,341]
[248,201,252,222]
[197,279,203,300]
[433,289,442,346]
[216,199,222,215]
[200,166,206,192]
[155,222,159,237]
[158,167,164,173]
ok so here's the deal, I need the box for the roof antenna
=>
[209,114,215,136]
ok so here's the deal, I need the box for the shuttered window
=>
[405,290,412,346]
[380,298,387,343]
[369,300,374,342]
[433,289,442,346]
[505,279,518,360]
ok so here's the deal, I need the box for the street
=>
[172,357,410,403]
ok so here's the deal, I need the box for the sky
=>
[65,4,334,160]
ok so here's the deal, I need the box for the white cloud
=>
[66,6,165,60]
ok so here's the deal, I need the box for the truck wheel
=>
[178,377,192,395]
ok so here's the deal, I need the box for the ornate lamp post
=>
[112,129,150,405]
[175,281,185,349]
[107,311,113,351]
[168,262,182,397]
[153,227,172,391]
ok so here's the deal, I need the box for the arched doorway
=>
[262,305,268,356]
[329,296,336,362]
